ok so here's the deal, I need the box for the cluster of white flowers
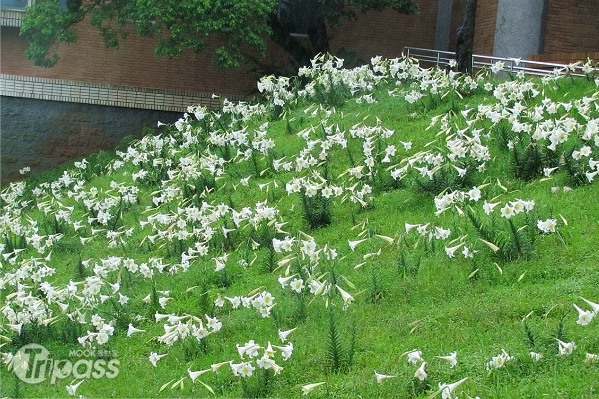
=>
[486,348,515,370]
[537,218,558,233]
[220,98,268,123]
[498,198,535,219]
[377,349,465,395]
[258,75,295,108]
[273,234,353,308]
[404,221,451,240]
[77,314,116,345]
[573,297,599,326]
[297,54,382,101]
[155,313,222,346]
[184,331,298,391]
[230,339,293,377]
[1,52,598,398]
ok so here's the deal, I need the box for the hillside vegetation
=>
[1,55,599,398]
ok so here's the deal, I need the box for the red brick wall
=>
[1,4,438,97]
[3,2,599,98]
[472,0,498,55]
[329,0,438,61]
[543,0,599,54]
[529,51,599,64]
[1,22,280,96]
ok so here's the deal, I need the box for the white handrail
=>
[404,47,456,69]
[403,46,589,77]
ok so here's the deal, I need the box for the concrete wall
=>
[493,0,546,59]
[454,0,599,59]
[0,97,181,184]
[434,0,454,51]
[448,0,465,52]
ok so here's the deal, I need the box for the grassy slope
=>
[1,59,599,398]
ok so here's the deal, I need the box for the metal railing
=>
[403,46,457,69]
[403,46,588,77]
[472,54,585,77]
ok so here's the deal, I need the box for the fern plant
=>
[300,191,332,230]
[504,218,533,260]
[366,265,386,303]
[511,141,544,181]
[240,368,272,399]
[562,146,588,186]
[466,206,504,258]
[414,162,476,197]
[324,309,356,374]
[523,315,571,357]
[551,314,569,345]
[466,206,535,261]
[522,320,538,351]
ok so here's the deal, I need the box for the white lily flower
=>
[66,379,84,396]
[335,285,354,308]
[405,349,424,365]
[414,361,427,381]
[348,239,367,251]
[278,327,297,342]
[374,371,397,383]
[438,377,468,399]
[149,352,167,367]
[557,339,576,356]
[127,324,146,337]
[188,368,211,383]
[573,303,595,326]
[435,351,458,368]
[580,297,599,313]
[301,382,326,395]
[444,244,464,258]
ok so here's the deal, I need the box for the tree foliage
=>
[20,0,419,71]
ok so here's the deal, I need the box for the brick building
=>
[3,1,596,108]
[1,0,598,183]
[0,0,441,100]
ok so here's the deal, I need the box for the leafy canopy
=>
[20,0,418,69]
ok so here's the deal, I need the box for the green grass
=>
[1,55,599,398]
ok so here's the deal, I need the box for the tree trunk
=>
[273,0,336,69]
[456,0,477,74]
[307,16,330,56]
[268,11,314,70]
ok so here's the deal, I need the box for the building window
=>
[0,0,32,10]
[1,0,33,27]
